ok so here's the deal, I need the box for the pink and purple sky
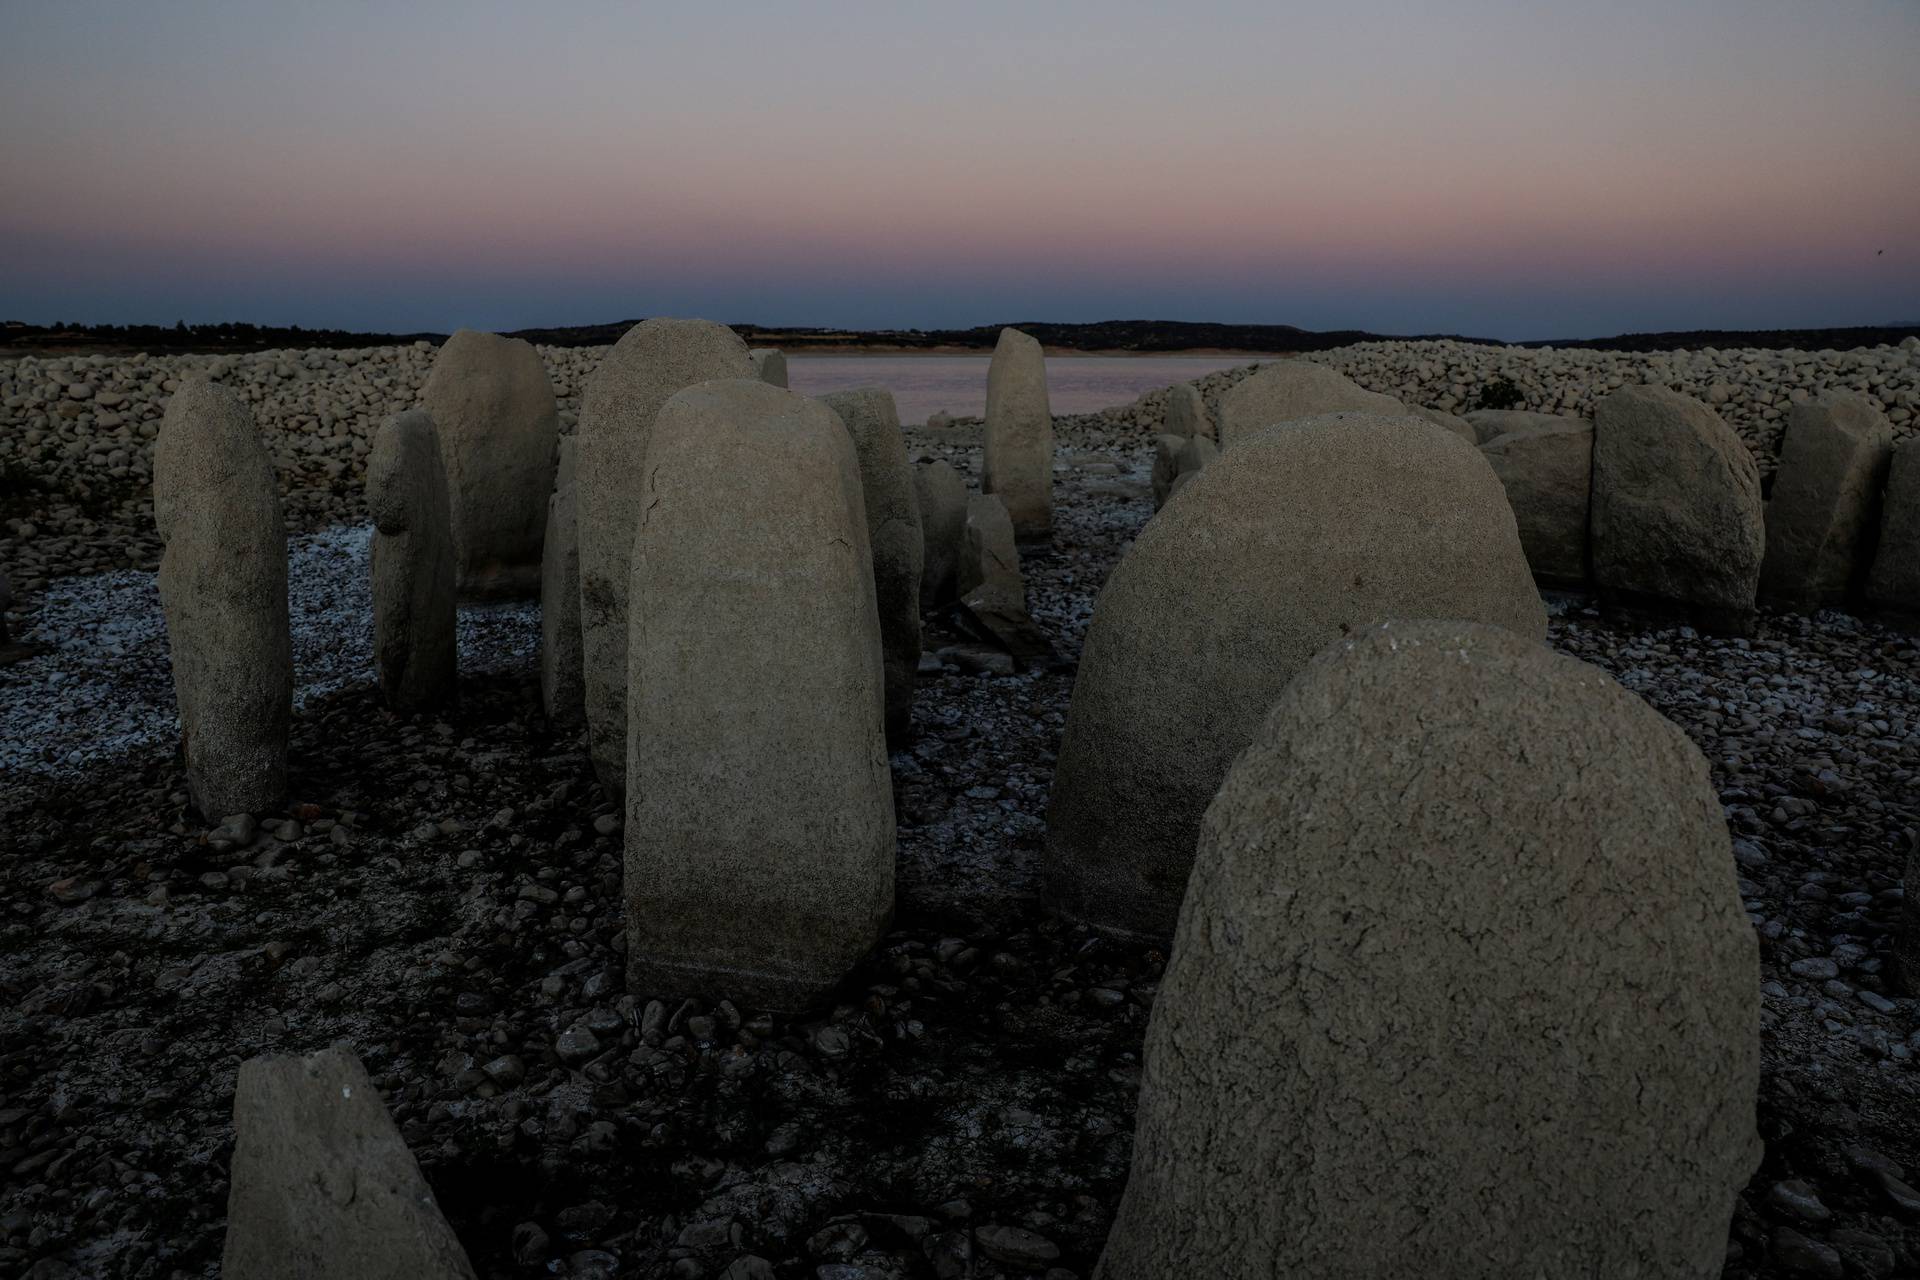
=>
[2,0,1916,340]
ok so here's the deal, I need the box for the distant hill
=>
[3,316,1916,357]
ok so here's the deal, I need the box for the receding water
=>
[786,354,1270,426]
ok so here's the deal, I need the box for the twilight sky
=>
[2,0,1916,341]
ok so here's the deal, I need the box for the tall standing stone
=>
[418,330,559,598]
[366,410,457,712]
[1045,413,1545,941]
[1479,415,1594,588]
[1165,382,1209,439]
[1097,621,1759,1280]
[541,437,584,727]
[1214,361,1403,450]
[1759,393,1893,609]
[751,348,788,388]
[577,319,755,796]
[1867,438,1920,618]
[154,376,291,817]
[626,379,893,1010]
[223,1047,476,1279]
[822,388,924,745]
[982,328,1053,538]
[913,460,968,612]
[1591,385,1764,631]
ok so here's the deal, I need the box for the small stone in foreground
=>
[223,1046,475,1279]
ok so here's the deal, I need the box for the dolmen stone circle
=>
[1045,411,1546,941]
[1096,621,1760,1278]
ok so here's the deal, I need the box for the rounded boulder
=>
[1044,412,1545,940]
[1097,620,1760,1280]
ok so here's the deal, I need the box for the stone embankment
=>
[4,339,1918,599]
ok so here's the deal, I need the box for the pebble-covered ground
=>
[3,421,1919,1279]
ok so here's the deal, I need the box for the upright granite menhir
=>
[1591,384,1764,631]
[418,329,560,598]
[541,437,584,727]
[576,319,756,797]
[153,375,292,817]
[1045,413,1545,941]
[1098,622,1759,1280]
[1759,393,1892,610]
[822,387,924,745]
[366,410,457,712]
[981,327,1053,538]
[625,379,894,1010]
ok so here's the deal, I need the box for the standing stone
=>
[626,380,893,1010]
[1165,383,1210,439]
[1867,439,1920,617]
[982,328,1053,538]
[823,388,924,745]
[1480,416,1594,588]
[541,437,584,727]
[958,494,1020,604]
[1150,434,1185,509]
[577,319,755,796]
[1175,434,1216,483]
[1760,394,1893,609]
[154,376,291,818]
[0,569,11,646]
[913,460,969,612]
[750,348,788,388]
[418,329,559,598]
[1097,621,1759,1280]
[366,410,457,712]
[1214,361,1403,450]
[1591,385,1764,631]
[1045,413,1545,941]
[224,1046,476,1279]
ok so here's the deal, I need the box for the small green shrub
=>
[1472,378,1526,411]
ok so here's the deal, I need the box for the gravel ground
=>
[2,429,1917,1279]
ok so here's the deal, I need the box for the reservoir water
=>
[786,354,1270,426]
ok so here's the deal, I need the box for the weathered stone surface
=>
[1466,408,1570,445]
[982,328,1053,538]
[1867,439,1920,617]
[223,1046,476,1279]
[913,459,969,613]
[367,410,457,712]
[1045,413,1545,940]
[1165,383,1210,439]
[541,437,584,727]
[1480,416,1594,587]
[1150,434,1184,510]
[958,494,1020,606]
[1097,621,1759,1280]
[626,379,893,1010]
[1175,434,1216,480]
[1214,361,1403,449]
[1760,394,1893,609]
[823,388,924,745]
[577,319,755,796]
[750,348,788,388]
[1407,404,1477,443]
[1591,385,1765,630]
[154,375,291,817]
[418,329,559,599]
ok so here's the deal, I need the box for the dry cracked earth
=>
[2,425,1918,1280]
